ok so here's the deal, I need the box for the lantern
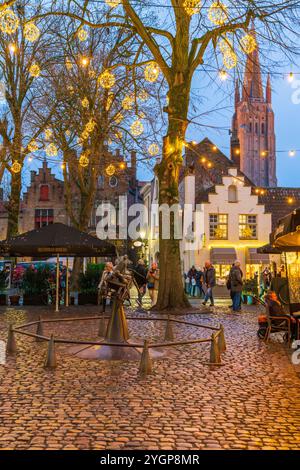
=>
[28,140,39,153]
[138,90,149,102]
[148,143,160,156]
[223,51,237,69]
[44,128,53,140]
[79,154,89,167]
[106,164,116,176]
[0,9,19,35]
[77,27,88,42]
[240,34,257,54]
[183,0,201,16]
[85,119,96,133]
[114,112,124,124]
[122,95,134,110]
[105,0,121,7]
[81,97,89,108]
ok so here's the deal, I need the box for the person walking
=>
[202,261,216,307]
[196,268,205,298]
[147,263,159,306]
[134,259,147,306]
[230,261,243,312]
[188,266,197,297]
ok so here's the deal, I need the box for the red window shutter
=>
[40,185,49,201]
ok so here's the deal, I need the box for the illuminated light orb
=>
[183,0,201,16]
[85,119,96,133]
[44,128,53,140]
[105,0,122,7]
[119,162,126,170]
[28,140,39,153]
[79,154,89,167]
[0,9,19,35]
[289,150,296,157]
[114,112,124,124]
[81,97,89,108]
[98,70,115,89]
[29,63,41,78]
[219,69,228,80]
[130,119,144,137]
[144,62,160,83]
[218,37,232,54]
[208,2,228,25]
[8,43,17,53]
[65,130,71,137]
[148,143,160,156]
[45,143,58,157]
[77,27,88,42]
[138,111,146,119]
[11,161,21,174]
[81,57,90,68]
[88,68,96,78]
[138,90,149,102]
[24,22,40,42]
[106,164,116,176]
[223,51,237,70]
[122,95,134,110]
[240,34,257,54]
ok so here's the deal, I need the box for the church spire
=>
[242,27,263,101]
[266,73,272,103]
[234,80,240,109]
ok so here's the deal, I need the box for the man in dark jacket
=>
[202,261,216,307]
[229,261,243,312]
[133,259,147,306]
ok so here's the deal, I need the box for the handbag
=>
[147,282,155,289]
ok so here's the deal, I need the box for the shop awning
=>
[257,244,282,255]
[210,248,236,265]
[247,248,270,264]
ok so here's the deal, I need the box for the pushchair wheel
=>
[257,327,267,340]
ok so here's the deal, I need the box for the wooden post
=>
[55,253,59,313]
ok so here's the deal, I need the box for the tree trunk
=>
[6,170,22,239]
[155,81,191,310]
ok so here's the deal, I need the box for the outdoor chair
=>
[264,303,292,348]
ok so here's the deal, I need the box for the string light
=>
[183,0,201,16]
[289,150,296,157]
[85,119,96,133]
[219,70,228,80]
[44,128,53,140]
[144,62,160,83]
[81,130,90,141]
[106,164,116,176]
[28,140,39,153]
[288,197,294,204]
[79,154,89,167]
[77,27,88,42]
[81,97,89,108]
[130,119,144,137]
[119,162,126,170]
[208,2,228,25]
[98,70,115,89]
[45,143,58,157]
[122,95,134,110]
[0,9,19,35]
[239,34,257,54]
[29,63,41,78]
[138,90,149,102]
[24,22,40,42]
[8,43,17,54]
[11,161,21,174]
[287,72,294,83]
[81,57,90,67]
[105,0,122,7]
[148,143,160,156]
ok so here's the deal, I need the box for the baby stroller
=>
[257,313,289,343]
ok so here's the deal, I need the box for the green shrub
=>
[78,263,105,295]
[243,278,259,297]
[21,266,51,296]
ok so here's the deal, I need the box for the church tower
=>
[230,42,277,187]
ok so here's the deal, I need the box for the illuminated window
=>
[239,214,257,239]
[209,214,228,240]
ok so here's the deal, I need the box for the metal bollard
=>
[6,324,17,355]
[44,334,57,369]
[139,339,153,377]
[164,315,174,342]
[218,324,226,354]
[209,332,221,365]
[35,316,44,342]
[98,313,106,337]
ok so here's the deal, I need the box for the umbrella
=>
[0,223,116,311]
[271,208,300,251]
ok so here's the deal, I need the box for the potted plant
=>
[0,270,7,305]
[242,278,259,305]
[78,263,104,305]
[21,266,50,305]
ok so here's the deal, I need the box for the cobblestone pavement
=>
[0,303,300,450]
